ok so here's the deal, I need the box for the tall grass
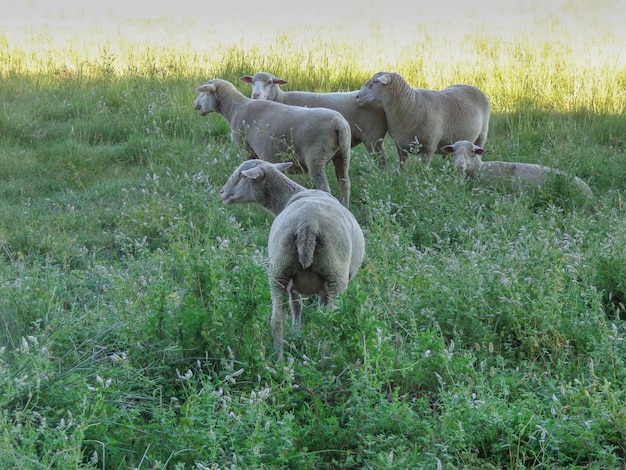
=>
[1,4,626,468]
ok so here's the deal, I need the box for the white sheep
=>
[240,72,389,158]
[355,72,490,168]
[195,78,352,207]
[441,140,593,197]
[220,159,365,360]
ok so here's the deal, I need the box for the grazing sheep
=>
[240,72,389,158]
[195,78,352,207]
[355,72,490,168]
[441,140,593,197]
[220,159,365,360]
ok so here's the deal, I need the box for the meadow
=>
[1,2,626,468]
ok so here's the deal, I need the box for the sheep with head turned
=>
[195,78,352,207]
[220,159,365,360]
[356,72,490,169]
[441,140,593,198]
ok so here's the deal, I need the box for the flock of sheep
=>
[194,71,593,360]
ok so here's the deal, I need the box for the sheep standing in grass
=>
[441,140,593,197]
[221,159,365,360]
[240,72,389,159]
[195,79,352,207]
[355,72,490,168]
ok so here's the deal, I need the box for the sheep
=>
[195,78,352,207]
[220,159,365,360]
[441,140,593,198]
[355,72,490,168]
[239,72,389,159]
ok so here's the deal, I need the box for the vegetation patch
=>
[1,4,625,468]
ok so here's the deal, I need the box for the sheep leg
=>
[364,137,387,169]
[474,130,488,148]
[288,284,303,331]
[269,277,289,361]
[309,162,332,194]
[318,275,347,309]
[418,142,436,168]
[397,144,408,170]
[332,153,351,208]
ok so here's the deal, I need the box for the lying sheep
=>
[441,140,593,197]
[355,72,490,168]
[221,159,365,360]
[240,72,389,158]
[195,78,352,207]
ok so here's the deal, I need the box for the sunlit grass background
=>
[1,1,626,468]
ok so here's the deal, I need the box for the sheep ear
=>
[197,83,216,93]
[474,146,487,155]
[440,145,454,156]
[241,167,265,180]
[240,75,253,83]
[273,77,288,85]
[274,162,293,173]
[377,73,391,85]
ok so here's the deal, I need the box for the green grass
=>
[1,5,626,468]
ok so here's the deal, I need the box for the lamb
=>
[220,159,365,360]
[355,72,490,168]
[195,78,352,207]
[240,72,389,158]
[441,140,593,198]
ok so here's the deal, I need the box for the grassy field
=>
[1,1,626,468]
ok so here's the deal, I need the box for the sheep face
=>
[220,160,293,204]
[355,72,390,109]
[441,140,486,176]
[194,82,219,116]
[240,73,288,100]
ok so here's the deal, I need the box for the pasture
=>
[1,1,625,468]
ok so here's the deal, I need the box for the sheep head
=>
[355,72,392,109]
[441,140,487,177]
[221,160,293,205]
[194,81,220,116]
[240,72,287,100]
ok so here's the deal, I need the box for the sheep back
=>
[241,72,388,155]
[268,192,364,297]
[231,100,349,163]
[481,162,593,197]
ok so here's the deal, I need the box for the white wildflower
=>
[176,369,193,380]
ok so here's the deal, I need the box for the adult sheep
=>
[240,72,389,159]
[220,159,365,361]
[195,79,352,207]
[441,140,593,198]
[355,72,490,168]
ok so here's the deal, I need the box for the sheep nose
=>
[252,93,260,99]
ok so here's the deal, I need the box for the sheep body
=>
[240,72,389,157]
[220,159,365,360]
[195,79,352,207]
[356,72,490,167]
[441,140,593,197]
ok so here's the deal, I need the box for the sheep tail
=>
[296,224,318,269]
[336,120,351,151]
